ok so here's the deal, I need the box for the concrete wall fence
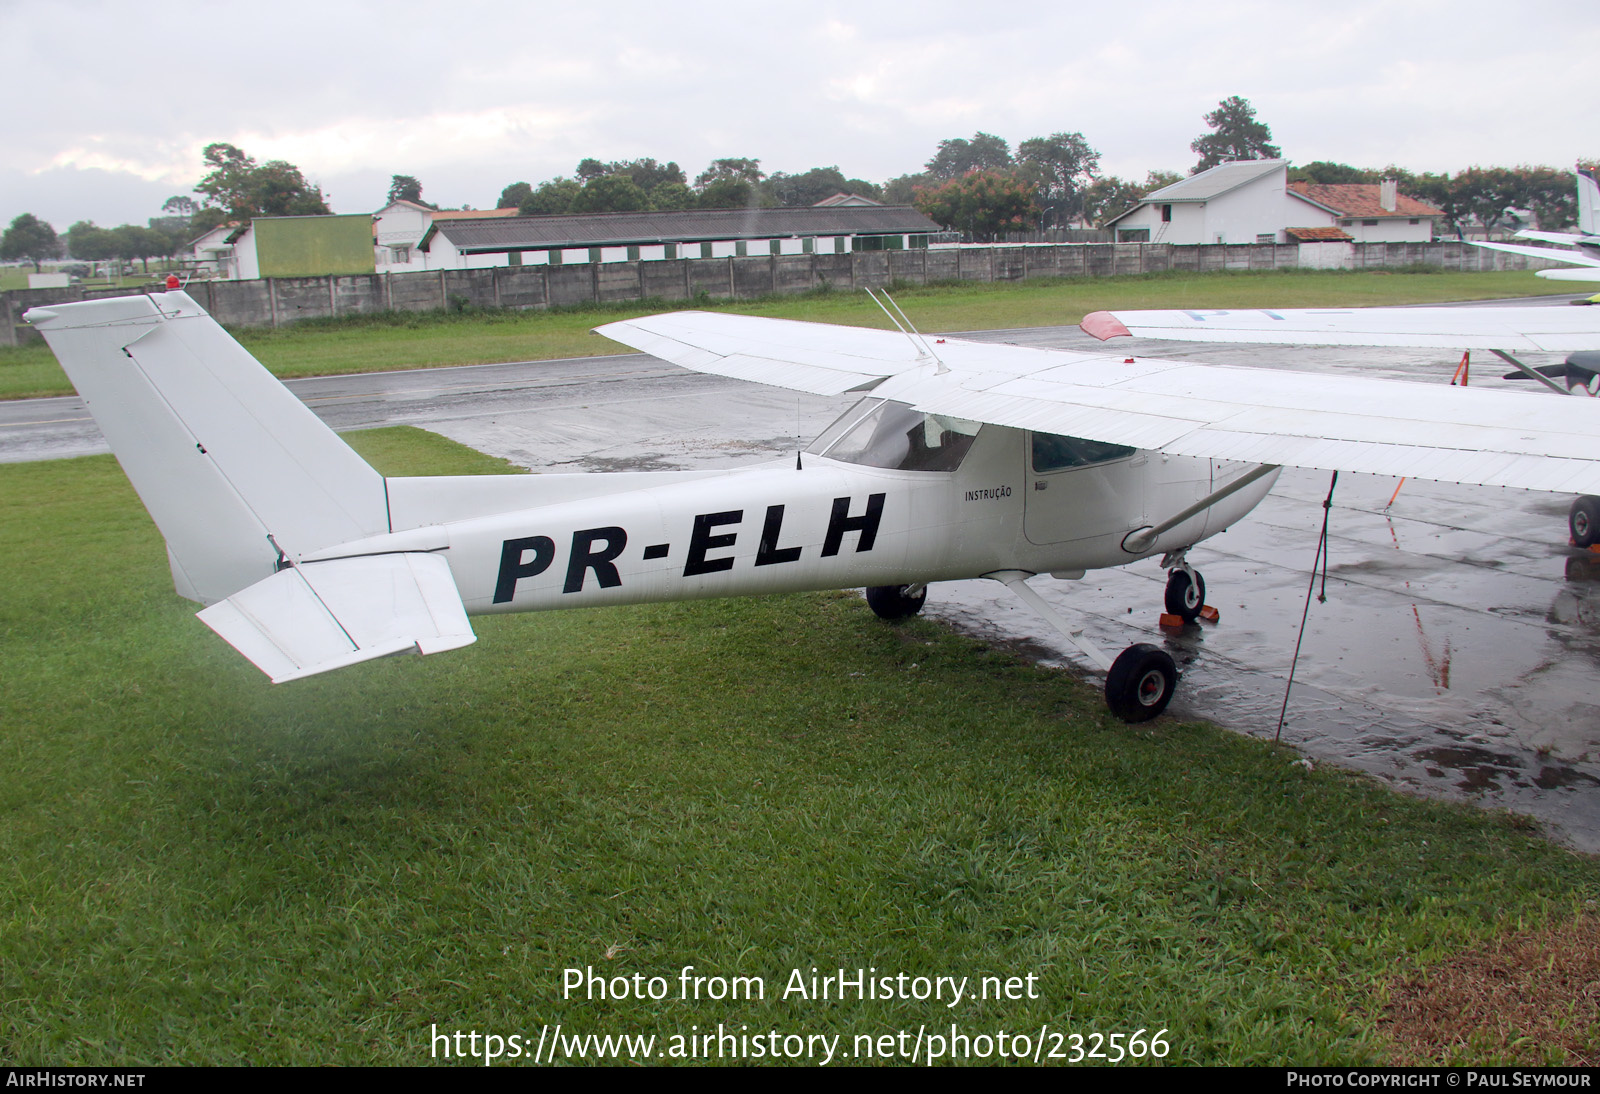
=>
[1,240,1564,346]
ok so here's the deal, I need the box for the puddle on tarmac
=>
[924,468,1600,854]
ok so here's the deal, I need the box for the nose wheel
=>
[1164,567,1206,623]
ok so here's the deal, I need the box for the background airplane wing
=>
[600,311,1600,495]
[1468,239,1600,270]
[1516,230,1599,247]
[1078,306,1600,351]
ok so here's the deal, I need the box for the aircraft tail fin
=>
[1579,165,1599,238]
[25,292,391,606]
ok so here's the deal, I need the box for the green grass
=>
[0,270,155,292]
[0,268,1579,400]
[1,426,1596,1065]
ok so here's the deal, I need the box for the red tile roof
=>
[1285,226,1355,242]
[1288,182,1442,219]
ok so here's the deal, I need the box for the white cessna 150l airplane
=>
[25,291,1600,722]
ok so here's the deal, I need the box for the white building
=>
[389,206,940,271]
[372,201,521,272]
[1285,181,1440,243]
[1107,160,1299,244]
[1106,160,1442,245]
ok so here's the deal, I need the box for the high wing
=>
[1075,305,1600,351]
[596,312,1600,495]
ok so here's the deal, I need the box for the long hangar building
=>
[383,205,942,272]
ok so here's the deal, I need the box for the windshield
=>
[807,399,979,472]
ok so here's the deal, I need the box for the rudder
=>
[26,291,390,605]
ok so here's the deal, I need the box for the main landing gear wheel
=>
[866,584,927,620]
[1164,569,1206,623]
[1105,644,1177,723]
[1571,496,1600,548]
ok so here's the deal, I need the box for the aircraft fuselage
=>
[305,423,1277,616]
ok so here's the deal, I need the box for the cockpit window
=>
[1031,432,1137,472]
[808,399,980,471]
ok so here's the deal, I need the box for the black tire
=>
[1105,643,1177,723]
[1164,569,1206,623]
[865,584,927,620]
[1571,496,1600,548]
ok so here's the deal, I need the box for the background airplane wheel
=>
[1164,569,1206,623]
[865,584,927,620]
[1105,643,1177,723]
[1571,496,1600,548]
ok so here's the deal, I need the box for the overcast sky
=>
[4,0,1597,231]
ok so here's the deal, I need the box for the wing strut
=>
[1121,464,1281,555]
[989,570,1116,672]
[1490,349,1574,396]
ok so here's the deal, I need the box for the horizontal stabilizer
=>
[197,552,475,683]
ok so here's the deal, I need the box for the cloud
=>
[2,0,1597,225]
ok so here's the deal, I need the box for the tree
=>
[1080,170,1182,227]
[0,214,61,272]
[1453,166,1523,236]
[1190,96,1281,174]
[1407,171,1471,238]
[767,166,882,207]
[193,142,331,220]
[617,158,686,193]
[696,177,765,209]
[498,182,533,210]
[925,134,1011,181]
[161,195,198,219]
[1516,165,1577,230]
[648,182,696,212]
[882,173,931,205]
[387,175,425,205]
[568,174,651,214]
[1288,161,1377,185]
[925,133,1012,182]
[1016,132,1101,227]
[67,220,116,262]
[912,171,1039,241]
[574,158,688,196]
[188,207,230,236]
[519,178,582,216]
[694,158,764,190]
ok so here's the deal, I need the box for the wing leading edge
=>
[597,310,1600,495]
[1078,306,1600,351]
